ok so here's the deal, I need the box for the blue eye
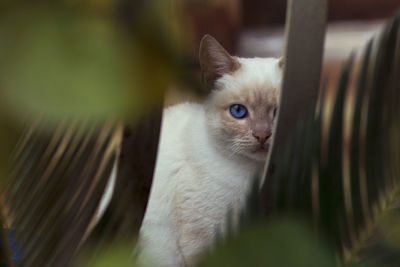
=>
[230,104,248,119]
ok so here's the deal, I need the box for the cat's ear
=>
[278,57,285,69]
[199,34,240,87]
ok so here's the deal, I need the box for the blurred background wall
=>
[243,0,400,27]
[183,0,400,54]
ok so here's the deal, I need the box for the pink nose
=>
[252,130,272,144]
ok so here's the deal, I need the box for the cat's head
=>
[199,34,283,162]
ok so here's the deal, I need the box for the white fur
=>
[216,57,282,92]
[137,57,282,266]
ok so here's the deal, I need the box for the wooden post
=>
[260,0,328,214]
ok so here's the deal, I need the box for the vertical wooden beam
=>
[260,0,328,214]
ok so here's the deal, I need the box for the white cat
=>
[138,35,283,267]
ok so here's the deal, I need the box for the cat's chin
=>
[246,145,270,162]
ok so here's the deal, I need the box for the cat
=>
[137,34,283,267]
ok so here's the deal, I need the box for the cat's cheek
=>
[220,114,248,135]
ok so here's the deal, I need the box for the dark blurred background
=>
[243,0,400,26]
[185,0,400,52]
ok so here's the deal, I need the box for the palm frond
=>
[1,119,122,266]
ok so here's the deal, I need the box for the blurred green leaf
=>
[0,3,180,124]
[199,219,336,267]
[77,243,139,267]
[0,9,128,120]
[0,115,21,181]
[0,1,189,265]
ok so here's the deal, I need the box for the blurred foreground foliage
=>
[0,0,185,123]
[0,0,189,176]
[0,0,189,266]
[77,219,337,267]
[198,219,336,267]
[76,242,139,267]
[1,1,400,267]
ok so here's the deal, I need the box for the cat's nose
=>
[252,130,272,144]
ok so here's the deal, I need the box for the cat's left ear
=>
[278,57,285,69]
[199,34,240,87]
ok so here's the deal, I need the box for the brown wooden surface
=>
[260,0,327,215]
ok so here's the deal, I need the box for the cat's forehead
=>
[230,86,279,107]
[234,57,282,84]
[214,57,282,105]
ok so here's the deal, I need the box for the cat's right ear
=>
[199,35,240,87]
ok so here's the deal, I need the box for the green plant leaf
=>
[76,243,139,267]
[0,2,181,124]
[199,219,336,267]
